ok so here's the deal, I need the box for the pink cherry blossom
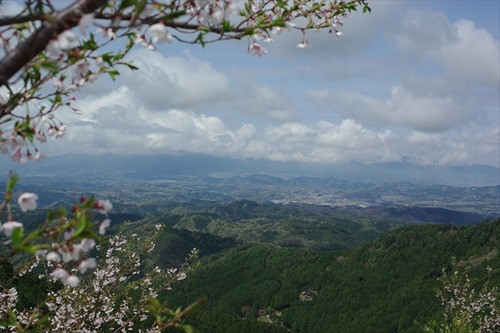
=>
[10,148,22,162]
[64,228,75,240]
[248,43,268,56]
[74,60,89,78]
[95,199,113,214]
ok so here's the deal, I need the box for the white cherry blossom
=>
[297,40,311,49]
[78,258,96,274]
[99,219,111,235]
[67,275,80,287]
[18,192,38,212]
[46,251,61,262]
[51,268,69,283]
[147,23,173,44]
[2,221,23,237]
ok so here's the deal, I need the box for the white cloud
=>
[403,131,470,165]
[334,85,471,132]
[35,4,499,168]
[393,9,500,86]
[122,50,230,110]
[229,82,295,122]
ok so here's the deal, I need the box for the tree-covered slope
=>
[144,199,490,254]
[163,220,500,333]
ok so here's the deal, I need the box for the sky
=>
[10,1,500,167]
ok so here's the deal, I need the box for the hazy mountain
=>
[3,153,499,186]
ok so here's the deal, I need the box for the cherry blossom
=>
[147,23,174,44]
[79,238,96,252]
[67,275,80,287]
[297,40,312,49]
[18,192,39,212]
[10,149,22,162]
[45,30,79,58]
[46,251,61,262]
[78,13,94,35]
[78,258,97,274]
[2,221,23,237]
[51,267,69,282]
[99,219,111,235]
[97,27,117,40]
[74,60,90,78]
[248,43,268,56]
[95,199,113,214]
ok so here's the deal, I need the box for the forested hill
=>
[141,200,488,257]
[162,220,500,333]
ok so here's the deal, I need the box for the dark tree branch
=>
[0,13,46,26]
[0,0,108,88]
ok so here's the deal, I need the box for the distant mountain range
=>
[1,153,499,186]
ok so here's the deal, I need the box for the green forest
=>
[3,200,499,332]
[158,220,499,332]
[130,204,500,333]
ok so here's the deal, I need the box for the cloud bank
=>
[45,3,499,168]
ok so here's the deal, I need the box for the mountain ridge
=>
[3,153,499,186]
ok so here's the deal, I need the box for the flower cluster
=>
[0,215,197,332]
[424,266,500,333]
[0,186,114,288]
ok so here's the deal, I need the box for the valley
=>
[5,170,500,333]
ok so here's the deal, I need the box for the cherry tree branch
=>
[0,13,46,26]
[0,0,107,88]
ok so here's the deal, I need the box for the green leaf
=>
[11,226,24,245]
[39,61,60,73]
[272,17,286,27]
[176,324,194,333]
[23,229,41,243]
[118,0,134,11]
[101,53,113,66]
[122,62,139,71]
[108,70,120,80]
[221,20,232,33]
[47,206,67,221]
[14,118,35,141]
[6,173,19,193]
[82,33,98,51]
[15,243,37,253]
[134,0,147,16]
[74,217,88,237]
[52,94,62,105]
